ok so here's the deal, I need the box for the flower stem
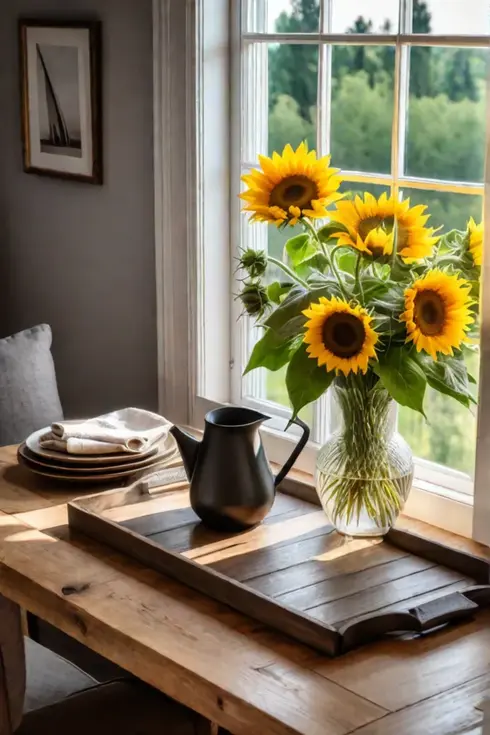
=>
[355,253,364,302]
[267,256,308,288]
[302,218,349,301]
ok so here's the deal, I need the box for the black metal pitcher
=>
[170,406,310,531]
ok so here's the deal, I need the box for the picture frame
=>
[19,20,102,184]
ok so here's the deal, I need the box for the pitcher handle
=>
[274,416,310,488]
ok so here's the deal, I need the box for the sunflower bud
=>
[239,281,270,318]
[238,248,268,278]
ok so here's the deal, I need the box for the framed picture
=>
[19,20,102,184]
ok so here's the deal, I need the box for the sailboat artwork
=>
[20,21,102,183]
[37,44,82,158]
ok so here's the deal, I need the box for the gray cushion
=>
[0,324,63,445]
[24,638,96,713]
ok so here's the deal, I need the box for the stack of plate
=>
[18,427,179,484]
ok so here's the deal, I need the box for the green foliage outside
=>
[262,0,485,475]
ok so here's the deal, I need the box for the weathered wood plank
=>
[314,610,490,711]
[210,527,339,581]
[149,497,314,553]
[247,543,407,597]
[276,556,436,611]
[387,528,490,585]
[349,672,489,734]
[185,512,331,565]
[308,566,466,625]
[114,491,309,540]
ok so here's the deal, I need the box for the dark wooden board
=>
[67,476,490,657]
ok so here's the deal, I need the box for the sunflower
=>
[332,192,439,260]
[467,217,483,267]
[400,271,473,360]
[303,297,379,376]
[240,142,342,227]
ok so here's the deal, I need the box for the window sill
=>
[279,466,474,539]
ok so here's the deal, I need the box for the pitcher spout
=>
[170,426,201,481]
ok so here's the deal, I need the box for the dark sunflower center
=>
[269,175,318,211]
[414,290,445,336]
[322,313,366,359]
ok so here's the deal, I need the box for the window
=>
[159,0,490,539]
[230,0,488,512]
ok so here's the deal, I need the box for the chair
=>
[0,594,207,734]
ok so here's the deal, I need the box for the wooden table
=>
[0,443,489,735]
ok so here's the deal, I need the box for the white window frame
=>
[153,0,490,541]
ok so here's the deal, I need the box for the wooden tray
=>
[68,471,490,657]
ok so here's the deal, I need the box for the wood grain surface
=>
[0,450,488,734]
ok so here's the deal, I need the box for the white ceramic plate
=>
[18,448,180,484]
[25,427,161,464]
[18,440,177,474]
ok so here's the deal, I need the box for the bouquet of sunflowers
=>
[239,143,481,534]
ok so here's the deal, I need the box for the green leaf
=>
[243,329,300,375]
[297,253,329,278]
[370,285,405,316]
[317,220,347,244]
[264,284,343,336]
[286,343,334,418]
[372,314,405,339]
[264,286,309,333]
[414,353,477,408]
[373,347,427,416]
[267,281,291,304]
[360,278,402,304]
[337,250,357,275]
[274,315,308,339]
[389,258,414,283]
[285,234,318,267]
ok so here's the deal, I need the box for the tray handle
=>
[341,585,490,652]
[134,465,188,495]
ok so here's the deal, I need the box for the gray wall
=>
[0,0,158,417]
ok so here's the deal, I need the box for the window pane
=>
[405,46,488,182]
[399,352,479,477]
[266,0,320,33]
[411,0,489,35]
[266,367,314,424]
[331,46,394,174]
[400,189,482,232]
[332,2,399,34]
[339,181,391,199]
[269,44,318,155]
[268,222,304,260]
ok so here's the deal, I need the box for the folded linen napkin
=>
[38,407,171,455]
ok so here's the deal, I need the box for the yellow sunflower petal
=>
[302,296,379,377]
[400,270,474,360]
[468,217,483,267]
[332,193,438,260]
[240,144,342,225]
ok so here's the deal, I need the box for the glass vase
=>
[316,375,414,537]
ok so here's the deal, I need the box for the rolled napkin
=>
[38,407,171,455]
